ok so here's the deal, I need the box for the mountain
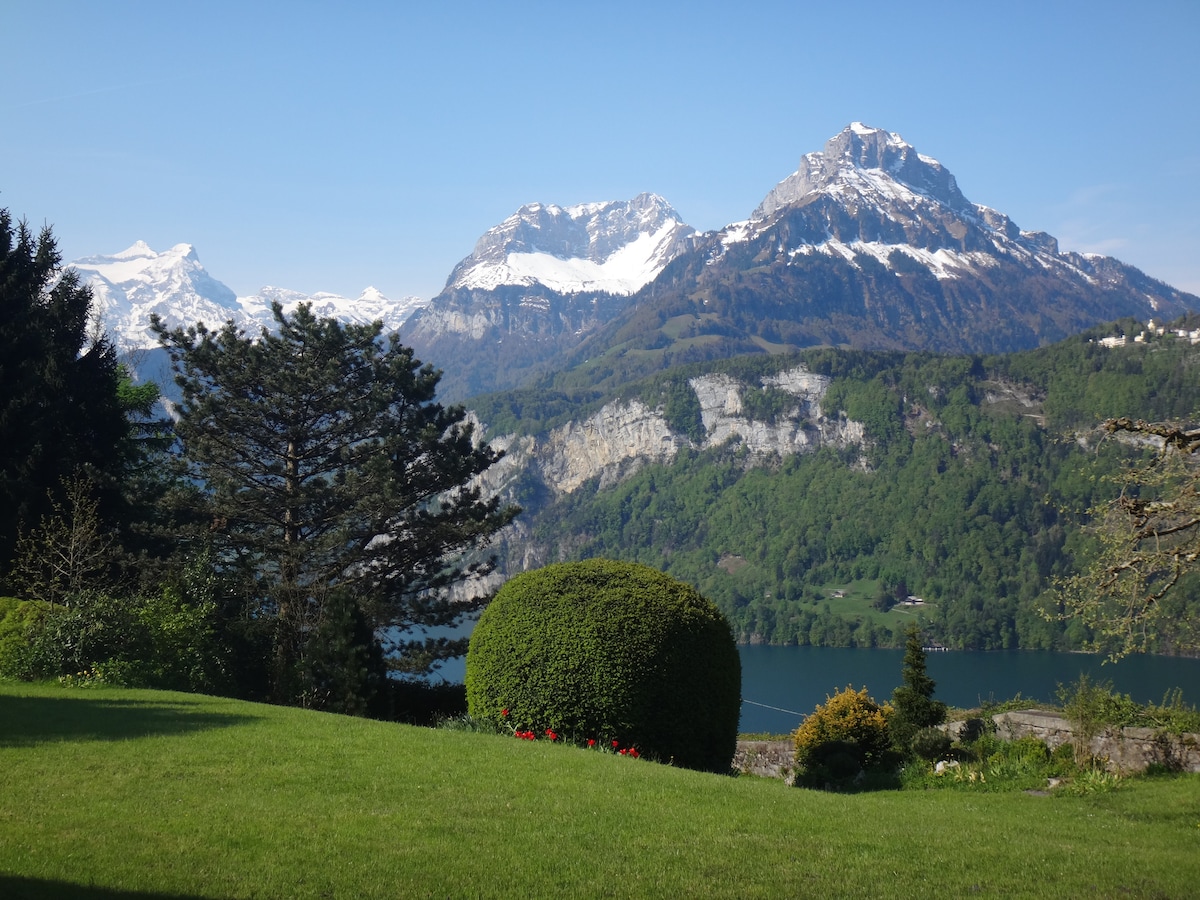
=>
[403,124,1197,403]
[73,241,248,349]
[70,242,426,351]
[238,285,423,333]
[398,193,697,400]
[444,192,695,295]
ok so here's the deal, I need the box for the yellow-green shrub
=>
[793,685,895,787]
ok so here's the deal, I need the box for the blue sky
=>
[2,0,1198,302]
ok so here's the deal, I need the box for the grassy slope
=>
[1,682,1198,899]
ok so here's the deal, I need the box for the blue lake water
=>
[735,645,1200,734]
[426,640,1200,735]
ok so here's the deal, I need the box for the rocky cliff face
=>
[477,364,866,502]
[690,369,864,457]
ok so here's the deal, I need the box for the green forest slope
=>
[473,318,1200,654]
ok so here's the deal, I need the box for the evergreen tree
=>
[890,624,947,749]
[0,210,129,574]
[153,302,517,704]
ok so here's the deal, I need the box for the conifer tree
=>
[0,210,129,574]
[890,624,947,749]
[153,302,517,704]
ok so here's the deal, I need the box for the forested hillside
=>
[475,318,1200,654]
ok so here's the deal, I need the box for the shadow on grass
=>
[0,693,258,747]
[0,875,211,899]
[0,875,210,899]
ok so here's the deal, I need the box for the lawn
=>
[1,681,1197,898]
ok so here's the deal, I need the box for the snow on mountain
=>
[721,122,1086,283]
[70,243,426,350]
[74,241,249,349]
[445,192,695,295]
[747,122,972,224]
[238,285,424,334]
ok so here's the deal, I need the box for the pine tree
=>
[0,210,129,573]
[890,624,947,749]
[152,302,517,704]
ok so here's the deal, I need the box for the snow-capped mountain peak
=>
[72,241,242,348]
[706,122,1194,336]
[445,192,696,295]
[70,243,427,350]
[750,123,970,225]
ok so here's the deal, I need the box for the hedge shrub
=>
[465,559,741,772]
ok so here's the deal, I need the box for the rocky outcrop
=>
[536,400,685,494]
[477,365,868,501]
[690,371,865,457]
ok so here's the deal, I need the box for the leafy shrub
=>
[0,597,49,680]
[1136,688,1200,734]
[793,686,895,788]
[465,559,741,772]
[910,727,952,761]
[1057,674,1131,763]
[0,589,228,693]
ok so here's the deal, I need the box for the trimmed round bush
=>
[465,559,741,772]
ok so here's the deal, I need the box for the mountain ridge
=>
[71,123,1196,399]
[398,123,1194,403]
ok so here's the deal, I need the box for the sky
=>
[2,0,1198,302]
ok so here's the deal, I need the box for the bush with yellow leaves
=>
[793,685,897,789]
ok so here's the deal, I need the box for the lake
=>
[425,639,1200,735]
[736,645,1200,734]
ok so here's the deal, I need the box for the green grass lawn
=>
[2,681,1198,898]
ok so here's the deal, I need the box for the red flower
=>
[587,739,596,747]
[612,740,620,748]
[629,748,640,758]
[545,729,558,741]
[501,708,509,718]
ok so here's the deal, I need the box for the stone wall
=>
[990,709,1200,774]
[733,740,794,781]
